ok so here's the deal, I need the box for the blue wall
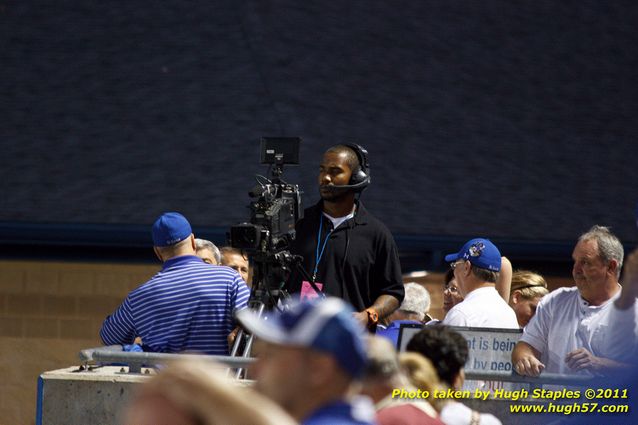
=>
[1,1,636,259]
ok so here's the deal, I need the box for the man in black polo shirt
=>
[288,144,404,330]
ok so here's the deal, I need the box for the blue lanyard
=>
[313,215,333,282]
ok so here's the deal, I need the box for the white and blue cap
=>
[151,212,192,247]
[444,238,501,272]
[237,297,368,378]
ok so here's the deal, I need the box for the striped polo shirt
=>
[100,255,250,355]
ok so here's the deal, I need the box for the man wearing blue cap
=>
[237,297,377,425]
[100,212,251,355]
[442,238,518,328]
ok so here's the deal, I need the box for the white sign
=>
[397,325,525,392]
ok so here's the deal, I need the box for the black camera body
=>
[229,137,303,254]
[230,178,302,252]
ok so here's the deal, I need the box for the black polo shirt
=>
[288,200,404,311]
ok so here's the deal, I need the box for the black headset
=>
[343,143,371,192]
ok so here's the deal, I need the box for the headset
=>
[341,143,371,193]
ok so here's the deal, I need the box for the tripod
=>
[229,250,296,378]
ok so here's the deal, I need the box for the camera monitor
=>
[260,137,301,165]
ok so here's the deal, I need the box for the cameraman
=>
[288,144,404,330]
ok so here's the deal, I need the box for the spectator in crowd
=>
[287,144,404,330]
[121,359,297,425]
[508,270,549,328]
[398,352,442,409]
[195,238,221,265]
[360,336,443,425]
[220,246,250,285]
[237,297,376,425]
[424,270,461,325]
[100,212,251,355]
[442,238,518,329]
[513,225,638,376]
[429,258,512,325]
[570,248,638,425]
[377,282,429,346]
[442,269,464,316]
[406,326,502,425]
[399,352,443,411]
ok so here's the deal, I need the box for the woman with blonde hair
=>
[398,352,443,411]
[508,270,549,328]
[121,359,298,425]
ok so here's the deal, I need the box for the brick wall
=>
[0,260,158,425]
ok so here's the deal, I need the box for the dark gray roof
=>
[2,0,637,245]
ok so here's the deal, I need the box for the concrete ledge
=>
[38,366,151,425]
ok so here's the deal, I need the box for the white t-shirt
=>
[606,300,638,361]
[443,286,519,329]
[323,210,356,230]
[440,401,502,425]
[520,286,638,374]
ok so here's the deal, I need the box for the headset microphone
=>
[322,179,370,193]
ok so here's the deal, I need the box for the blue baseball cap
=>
[151,212,192,247]
[237,297,368,378]
[444,238,501,272]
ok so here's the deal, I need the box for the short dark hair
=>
[471,265,499,283]
[444,268,455,285]
[406,326,468,387]
[325,145,360,172]
[220,246,248,260]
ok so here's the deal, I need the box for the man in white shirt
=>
[442,238,519,329]
[512,225,638,376]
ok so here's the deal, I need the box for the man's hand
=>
[512,341,545,377]
[227,326,240,348]
[565,348,602,372]
[514,355,545,377]
[565,348,629,375]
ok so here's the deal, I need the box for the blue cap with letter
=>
[151,212,192,247]
[444,238,501,272]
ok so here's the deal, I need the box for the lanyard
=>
[313,215,333,282]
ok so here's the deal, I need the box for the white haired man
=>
[195,238,221,265]
[513,225,638,376]
[376,282,431,347]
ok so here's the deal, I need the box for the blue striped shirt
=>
[100,255,251,355]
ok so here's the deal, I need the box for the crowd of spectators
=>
[97,144,638,424]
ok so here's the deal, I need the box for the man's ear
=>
[190,234,196,251]
[608,259,619,277]
[153,246,164,262]
[462,261,472,278]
